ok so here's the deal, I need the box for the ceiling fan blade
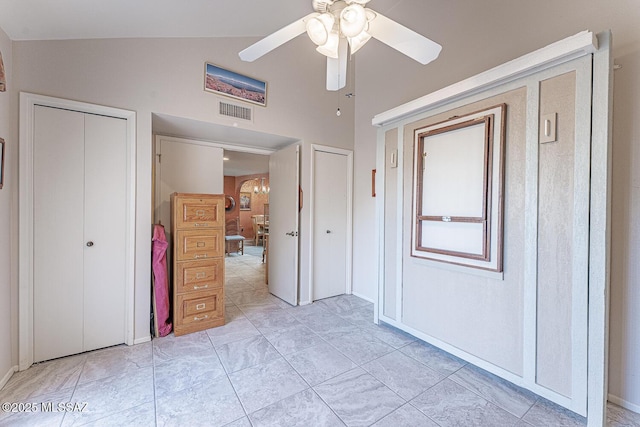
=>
[239,12,319,62]
[326,38,348,91]
[367,11,442,65]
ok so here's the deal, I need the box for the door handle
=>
[285,231,298,237]
[86,241,94,247]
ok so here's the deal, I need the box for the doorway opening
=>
[222,150,270,283]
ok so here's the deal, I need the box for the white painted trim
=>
[571,54,594,417]
[608,394,640,415]
[394,127,404,322]
[372,31,598,127]
[0,365,18,390]
[19,92,137,370]
[133,336,152,345]
[374,129,385,325]
[376,125,405,324]
[154,134,276,156]
[522,79,540,391]
[309,144,354,302]
[587,30,613,427]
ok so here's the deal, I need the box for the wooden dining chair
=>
[225,217,245,255]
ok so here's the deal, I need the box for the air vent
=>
[218,101,252,122]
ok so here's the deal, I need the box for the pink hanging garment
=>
[152,224,172,337]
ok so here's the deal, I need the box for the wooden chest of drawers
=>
[171,193,225,336]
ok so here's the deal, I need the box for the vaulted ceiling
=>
[0,0,405,40]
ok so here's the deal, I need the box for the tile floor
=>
[1,246,639,426]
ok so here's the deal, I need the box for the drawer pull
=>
[194,223,209,227]
[194,254,208,259]
[196,303,206,310]
[194,315,209,321]
[197,241,206,248]
[196,272,206,279]
[196,209,205,217]
[193,284,209,290]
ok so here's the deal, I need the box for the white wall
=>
[352,0,640,411]
[11,36,354,345]
[0,27,15,387]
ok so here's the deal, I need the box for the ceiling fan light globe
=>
[319,13,336,31]
[316,31,340,58]
[306,17,328,45]
[340,4,367,38]
[348,30,371,54]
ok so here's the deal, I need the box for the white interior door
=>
[313,150,348,300]
[83,114,127,351]
[33,105,127,362]
[34,106,85,362]
[268,144,300,305]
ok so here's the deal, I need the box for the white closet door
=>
[33,106,85,362]
[33,106,127,362]
[83,114,127,351]
[313,150,348,301]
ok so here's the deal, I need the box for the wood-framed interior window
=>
[411,104,506,272]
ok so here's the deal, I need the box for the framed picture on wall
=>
[239,192,252,211]
[411,104,506,272]
[204,62,267,107]
[0,138,4,189]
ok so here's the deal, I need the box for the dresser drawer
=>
[175,229,224,261]
[172,194,224,229]
[174,259,223,294]
[174,290,224,330]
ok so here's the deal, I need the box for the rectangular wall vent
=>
[219,101,252,121]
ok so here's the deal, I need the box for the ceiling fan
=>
[239,0,442,91]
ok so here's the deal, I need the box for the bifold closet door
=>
[83,114,127,352]
[34,106,85,362]
[33,105,126,362]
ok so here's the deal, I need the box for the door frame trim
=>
[19,92,136,370]
[309,144,354,301]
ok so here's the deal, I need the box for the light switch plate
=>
[390,149,398,168]
[540,112,557,144]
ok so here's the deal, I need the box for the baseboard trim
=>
[608,393,640,414]
[133,336,152,345]
[0,365,18,390]
[352,292,375,304]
